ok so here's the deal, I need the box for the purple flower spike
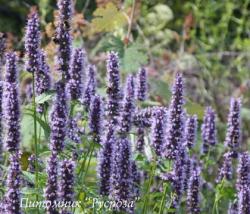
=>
[35,51,51,95]
[83,65,96,111]
[67,48,85,100]
[135,67,147,101]
[56,0,73,81]
[106,51,122,124]
[3,53,20,152]
[131,161,141,199]
[97,125,115,196]
[217,152,233,182]
[163,73,185,159]
[151,107,166,156]
[45,152,58,214]
[184,115,198,149]
[201,107,217,154]
[110,137,132,209]
[24,8,41,73]
[228,202,238,214]
[225,98,241,154]
[238,187,250,214]
[59,160,75,206]
[136,126,145,153]
[57,0,73,21]
[68,115,84,144]
[236,152,250,191]
[89,95,103,144]
[187,169,201,214]
[118,75,135,136]
[50,81,68,152]
[5,152,21,214]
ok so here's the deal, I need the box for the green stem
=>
[158,183,168,214]
[142,160,156,214]
[32,72,39,213]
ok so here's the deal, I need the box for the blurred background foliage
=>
[0,0,250,149]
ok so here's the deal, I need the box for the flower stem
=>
[142,160,156,214]
[32,72,39,213]
[158,183,168,214]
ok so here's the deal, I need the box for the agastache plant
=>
[24,8,41,73]
[55,0,73,81]
[3,53,20,152]
[163,73,185,159]
[50,81,68,152]
[187,168,201,214]
[97,125,115,196]
[45,152,59,214]
[224,98,241,157]
[217,152,233,182]
[201,106,217,154]
[59,159,75,213]
[110,137,133,211]
[184,115,198,149]
[0,32,6,68]
[106,51,122,124]
[151,107,166,156]
[67,48,85,100]
[135,67,147,101]
[117,75,135,136]
[82,64,96,111]
[5,152,21,214]
[88,95,103,144]
[35,51,51,113]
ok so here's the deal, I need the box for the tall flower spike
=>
[36,51,51,113]
[136,126,145,153]
[106,51,122,124]
[45,152,58,214]
[24,8,41,73]
[35,51,51,95]
[50,81,68,152]
[187,169,201,214]
[88,95,103,144]
[225,98,241,155]
[131,161,141,199]
[110,137,132,211]
[151,107,166,156]
[59,159,75,211]
[217,152,233,182]
[68,115,84,144]
[83,65,96,111]
[201,107,217,154]
[3,53,20,152]
[135,67,147,101]
[163,73,185,159]
[184,115,198,149]
[56,0,73,80]
[236,152,250,191]
[118,75,135,135]
[67,48,85,100]
[5,152,21,214]
[238,187,250,214]
[97,125,115,196]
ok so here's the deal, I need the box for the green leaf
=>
[185,100,204,119]
[35,91,55,104]
[90,2,127,33]
[121,44,148,73]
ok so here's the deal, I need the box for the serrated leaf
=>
[91,2,127,33]
[122,44,148,73]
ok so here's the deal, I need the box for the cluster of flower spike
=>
[1,1,250,213]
